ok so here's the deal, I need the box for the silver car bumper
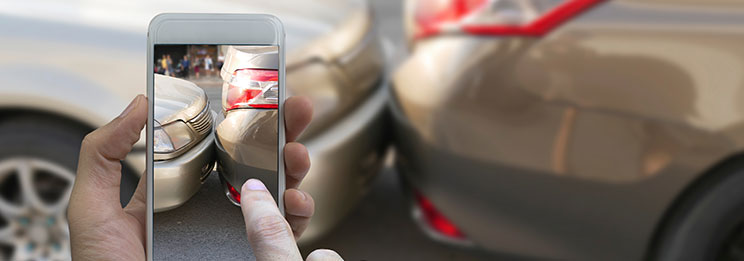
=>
[154,126,216,212]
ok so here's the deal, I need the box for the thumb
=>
[306,249,344,261]
[69,94,147,214]
[240,179,302,261]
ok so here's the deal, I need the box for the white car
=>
[0,0,387,259]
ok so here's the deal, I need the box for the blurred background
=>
[4,0,744,260]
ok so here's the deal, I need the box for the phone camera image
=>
[152,44,279,259]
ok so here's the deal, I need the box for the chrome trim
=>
[188,102,213,137]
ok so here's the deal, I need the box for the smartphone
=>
[146,13,285,260]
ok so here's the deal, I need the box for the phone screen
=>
[151,44,279,259]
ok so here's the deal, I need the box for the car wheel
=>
[0,115,87,260]
[653,161,744,261]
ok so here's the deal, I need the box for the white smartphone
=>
[146,13,285,260]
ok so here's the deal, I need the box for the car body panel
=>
[216,109,279,200]
[154,124,216,212]
[393,0,744,259]
[154,74,207,125]
[297,84,389,243]
[290,10,385,139]
[216,44,281,200]
[0,33,148,173]
[221,46,279,76]
[153,74,215,212]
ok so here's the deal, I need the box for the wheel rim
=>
[0,157,74,260]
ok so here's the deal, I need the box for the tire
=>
[0,114,139,205]
[653,161,744,261]
[0,114,140,260]
[0,114,88,260]
[0,115,87,175]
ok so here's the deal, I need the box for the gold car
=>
[393,0,744,260]
[153,74,216,212]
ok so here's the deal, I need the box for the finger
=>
[284,142,310,189]
[70,95,147,213]
[240,179,302,261]
[124,171,147,226]
[284,96,313,142]
[306,249,344,261]
[284,189,314,239]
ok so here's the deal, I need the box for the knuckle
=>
[302,190,314,204]
[243,190,273,203]
[251,215,290,242]
[81,131,98,148]
[124,124,140,143]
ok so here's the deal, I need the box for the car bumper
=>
[153,122,216,213]
[391,36,731,260]
[215,108,279,202]
[216,84,389,244]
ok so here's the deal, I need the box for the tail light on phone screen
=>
[225,68,279,111]
[227,182,241,203]
[413,0,602,39]
[414,191,466,239]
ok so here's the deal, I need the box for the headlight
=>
[154,121,193,154]
[153,127,174,153]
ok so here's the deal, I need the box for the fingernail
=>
[297,190,307,201]
[118,95,141,118]
[243,179,267,191]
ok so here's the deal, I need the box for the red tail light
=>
[414,192,466,239]
[228,182,241,204]
[224,68,279,111]
[413,0,602,39]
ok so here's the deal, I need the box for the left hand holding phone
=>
[68,94,148,260]
[67,95,341,260]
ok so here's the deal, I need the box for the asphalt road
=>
[154,1,497,260]
[299,159,496,261]
[153,170,250,260]
[154,161,494,260]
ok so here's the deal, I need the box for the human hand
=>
[68,94,148,260]
[240,179,343,261]
[67,95,327,260]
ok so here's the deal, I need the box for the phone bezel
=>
[146,13,286,261]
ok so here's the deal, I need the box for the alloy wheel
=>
[0,158,74,260]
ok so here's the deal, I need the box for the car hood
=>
[154,74,207,124]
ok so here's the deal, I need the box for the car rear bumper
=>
[153,120,216,212]
[391,36,730,260]
[215,84,389,244]
[296,84,389,244]
[215,108,279,202]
